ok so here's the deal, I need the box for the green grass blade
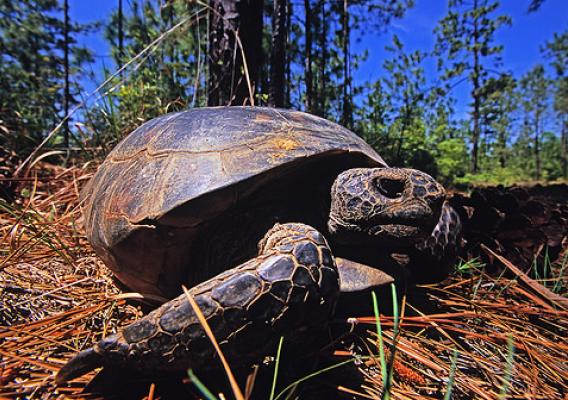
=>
[390,283,399,335]
[543,247,550,287]
[274,358,356,400]
[372,291,388,389]
[269,336,285,400]
[187,369,218,400]
[552,252,568,293]
[382,284,399,400]
[498,335,515,400]
[444,349,459,400]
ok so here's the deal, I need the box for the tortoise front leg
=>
[56,223,340,384]
[412,201,462,281]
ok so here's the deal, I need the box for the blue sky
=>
[71,0,568,116]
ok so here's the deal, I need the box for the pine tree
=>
[285,0,414,123]
[340,0,353,129]
[208,0,264,106]
[0,0,93,155]
[382,35,428,166]
[357,79,392,150]
[434,0,511,173]
[316,0,328,116]
[63,0,70,149]
[519,65,549,180]
[269,0,287,107]
[480,74,517,169]
[544,30,568,178]
[101,0,206,138]
[303,0,314,112]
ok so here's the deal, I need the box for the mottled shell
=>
[81,107,386,297]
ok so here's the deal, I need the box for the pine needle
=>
[182,286,245,400]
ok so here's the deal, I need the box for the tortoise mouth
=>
[370,223,428,241]
[328,218,431,246]
[362,221,431,244]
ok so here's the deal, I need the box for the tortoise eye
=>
[376,178,405,199]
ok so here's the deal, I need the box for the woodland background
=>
[0,0,567,187]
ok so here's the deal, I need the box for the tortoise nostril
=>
[376,178,405,199]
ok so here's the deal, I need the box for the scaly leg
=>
[56,223,340,384]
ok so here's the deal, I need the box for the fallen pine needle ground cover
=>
[1,163,566,399]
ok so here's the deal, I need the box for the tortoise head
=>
[328,168,445,245]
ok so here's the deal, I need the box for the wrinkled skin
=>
[329,168,445,243]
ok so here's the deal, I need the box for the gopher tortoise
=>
[57,107,461,383]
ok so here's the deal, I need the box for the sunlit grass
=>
[498,335,515,400]
[187,369,218,400]
[269,337,284,400]
[444,348,459,400]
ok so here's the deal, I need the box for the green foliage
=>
[519,64,549,180]
[436,138,469,184]
[543,29,568,179]
[434,0,512,173]
[434,0,511,80]
[540,131,565,180]
[84,0,206,148]
[479,74,517,168]
[289,0,414,125]
[187,369,218,400]
[455,166,530,187]
[444,349,459,400]
[0,0,93,156]
[358,34,434,172]
[0,0,566,187]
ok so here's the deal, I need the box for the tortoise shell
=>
[82,107,387,298]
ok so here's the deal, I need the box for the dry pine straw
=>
[1,163,567,399]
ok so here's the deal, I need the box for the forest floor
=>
[0,163,567,399]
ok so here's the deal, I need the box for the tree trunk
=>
[118,0,124,69]
[562,116,567,178]
[471,0,481,173]
[498,128,506,168]
[535,111,542,180]
[285,0,291,107]
[208,0,263,106]
[304,0,313,112]
[269,0,287,107]
[341,0,352,128]
[319,0,327,117]
[63,0,70,149]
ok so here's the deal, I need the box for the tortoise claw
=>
[55,347,104,384]
[335,257,394,292]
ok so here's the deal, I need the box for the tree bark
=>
[318,0,327,117]
[208,0,263,106]
[498,127,506,168]
[341,0,352,128]
[562,117,568,178]
[285,0,291,106]
[471,0,481,173]
[269,0,287,107]
[535,109,542,180]
[304,0,313,112]
[118,0,124,69]
[63,0,70,149]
